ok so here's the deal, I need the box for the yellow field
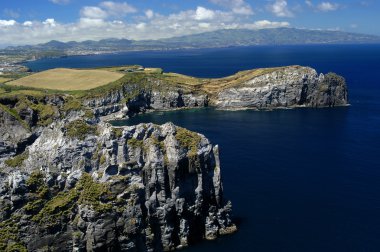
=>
[0,77,13,83]
[157,67,279,93]
[7,68,125,91]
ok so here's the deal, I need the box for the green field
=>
[7,68,125,91]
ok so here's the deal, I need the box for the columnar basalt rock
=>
[0,121,236,251]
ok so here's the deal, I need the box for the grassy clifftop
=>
[1,65,283,98]
[7,68,125,91]
[0,64,315,128]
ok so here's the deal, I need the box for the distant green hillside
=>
[160,28,380,46]
[2,28,380,61]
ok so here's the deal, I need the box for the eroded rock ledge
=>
[0,121,235,251]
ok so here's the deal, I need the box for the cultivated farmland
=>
[7,68,125,91]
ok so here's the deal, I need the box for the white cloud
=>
[81,6,108,19]
[136,22,146,30]
[112,20,123,25]
[23,21,33,27]
[268,0,294,17]
[43,18,57,27]
[0,20,17,27]
[168,23,180,30]
[49,0,70,4]
[79,2,137,27]
[0,5,292,45]
[194,6,216,20]
[317,2,340,12]
[99,1,137,17]
[232,6,254,15]
[305,1,341,12]
[209,0,254,15]
[199,22,211,28]
[246,20,290,29]
[145,9,154,19]
[79,18,106,28]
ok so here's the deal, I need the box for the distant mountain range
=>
[2,28,380,60]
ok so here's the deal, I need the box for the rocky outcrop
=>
[213,66,348,109]
[84,90,208,119]
[80,66,347,119]
[0,65,348,251]
[0,120,235,251]
[0,107,32,160]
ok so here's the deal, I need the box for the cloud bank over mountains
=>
[0,0,356,45]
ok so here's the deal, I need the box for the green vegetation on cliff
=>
[0,217,27,252]
[62,96,82,112]
[76,173,113,212]
[31,173,113,226]
[127,138,144,149]
[32,186,78,226]
[65,120,97,140]
[4,151,29,168]
[323,72,346,86]
[175,127,202,158]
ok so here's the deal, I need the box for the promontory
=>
[0,65,348,251]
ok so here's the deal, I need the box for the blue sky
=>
[0,0,379,45]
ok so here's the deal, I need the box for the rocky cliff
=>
[0,120,236,251]
[0,107,32,159]
[83,90,208,119]
[0,66,346,123]
[81,66,347,119]
[0,65,348,251]
[213,66,348,109]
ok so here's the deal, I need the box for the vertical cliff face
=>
[0,107,36,160]
[213,66,348,109]
[0,121,236,251]
[79,66,347,119]
[0,65,349,251]
[83,90,208,119]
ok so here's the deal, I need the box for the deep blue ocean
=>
[26,45,380,251]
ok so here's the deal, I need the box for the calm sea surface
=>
[27,45,380,251]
